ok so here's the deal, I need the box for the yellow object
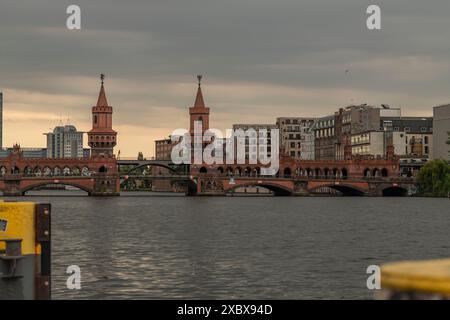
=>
[382,259,450,296]
[0,202,36,255]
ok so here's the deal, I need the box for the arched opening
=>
[43,167,51,176]
[323,168,329,178]
[72,167,81,176]
[11,166,20,174]
[235,167,242,176]
[381,168,388,177]
[372,168,379,177]
[217,167,224,175]
[314,168,322,179]
[244,167,252,177]
[53,167,61,176]
[226,167,233,176]
[363,168,371,178]
[341,168,348,179]
[81,167,90,176]
[22,182,90,196]
[34,167,42,177]
[227,183,292,196]
[283,167,292,178]
[332,168,339,179]
[382,186,408,197]
[24,166,33,177]
[311,184,365,196]
[99,165,108,173]
[199,167,207,174]
[0,166,6,177]
[63,167,71,176]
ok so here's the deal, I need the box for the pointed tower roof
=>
[96,73,109,107]
[193,75,206,109]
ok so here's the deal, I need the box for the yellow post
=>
[379,258,450,300]
[0,201,51,300]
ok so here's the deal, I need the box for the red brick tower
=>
[189,75,210,136]
[88,74,117,157]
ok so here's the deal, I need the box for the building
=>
[380,117,433,158]
[379,104,401,118]
[44,125,84,158]
[88,75,117,157]
[232,124,277,162]
[276,117,315,159]
[312,115,336,160]
[0,147,47,159]
[351,131,385,157]
[300,126,315,160]
[155,138,177,160]
[433,104,450,160]
[341,104,381,136]
[0,92,3,149]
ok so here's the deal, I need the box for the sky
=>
[1,0,449,157]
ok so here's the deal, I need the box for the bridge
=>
[0,76,418,197]
[0,145,119,196]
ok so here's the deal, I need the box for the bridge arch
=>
[226,181,293,196]
[21,181,92,195]
[283,167,292,178]
[381,186,408,197]
[309,183,366,196]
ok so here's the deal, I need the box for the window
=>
[424,136,428,144]
[421,127,427,132]
[404,127,411,133]
[424,146,429,154]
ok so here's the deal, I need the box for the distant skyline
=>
[1,0,449,156]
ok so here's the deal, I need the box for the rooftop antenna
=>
[100,73,105,85]
[197,74,203,87]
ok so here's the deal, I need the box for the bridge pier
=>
[91,174,120,196]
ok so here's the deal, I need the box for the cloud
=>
[0,0,449,155]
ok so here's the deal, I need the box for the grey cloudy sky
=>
[1,0,449,156]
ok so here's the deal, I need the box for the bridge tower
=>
[189,75,210,136]
[88,74,117,157]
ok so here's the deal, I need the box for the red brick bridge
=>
[0,146,119,196]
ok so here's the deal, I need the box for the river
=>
[4,191,449,299]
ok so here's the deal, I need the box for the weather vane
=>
[197,75,203,87]
[100,73,105,85]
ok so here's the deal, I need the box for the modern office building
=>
[433,104,450,160]
[44,125,84,158]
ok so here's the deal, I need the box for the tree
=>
[137,152,144,161]
[417,160,450,197]
[447,131,450,154]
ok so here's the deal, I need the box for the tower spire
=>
[194,75,205,108]
[97,74,109,107]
